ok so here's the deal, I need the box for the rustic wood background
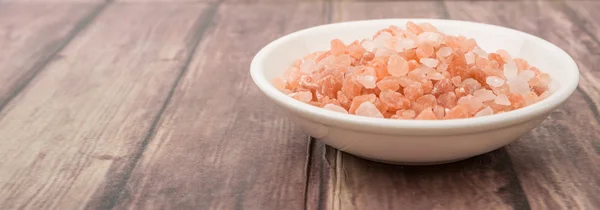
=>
[0,0,598,209]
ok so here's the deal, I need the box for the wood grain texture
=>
[0,3,211,209]
[445,1,600,209]
[111,2,328,209]
[305,1,529,210]
[0,2,98,110]
[2,0,104,2]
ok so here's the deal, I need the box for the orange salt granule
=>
[273,22,554,120]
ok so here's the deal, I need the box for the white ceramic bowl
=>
[250,19,579,165]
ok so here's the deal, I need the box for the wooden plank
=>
[111,2,328,209]
[0,2,99,110]
[444,1,600,209]
[305,1,530,210]
[2,0,104,3]
[332,0,449,22]
[565,0,600,40]
[0,3,212,209]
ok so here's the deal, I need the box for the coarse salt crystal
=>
[519,70,535,81]
[522,92,539,106]
[473,89,496,101]
[437,47,453,57]
[361,40,376,52]
[300,60,317,73]
[357,74,377,89]
[290,91,313,103]
[419,23,438,32]
[437,63,448,72]
[504,60,518,80]
[375,48,393,57]
[465,52,475,65]
[396,38,417,51]
[324,104,348,114]
[355,101,384,118]
[347,66,362,74]
[388,55,409,76]
[486,76,505,88]
[457,95,483,113]
[540,91,551,100]
[427,72,445,80]
[409,66,434,80]
[272,77,286,90]
[474,106,494,117]
[402,110,416,118]
[473,46,488,57]
[507,76,530,95]
[374,32,392,49]
[496,49,511,61]
[418,32,443,46]
[451,76,462,86]
[495,94,511,106]
[420,58,439,68]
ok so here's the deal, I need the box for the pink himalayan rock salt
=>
[496,49,511,61]
[495,94,511,106]
[438,92,457,108]
[433,106,445,119]
[416,108,437,120]
[507,76,530,96]
[473,89,496,101]
[464,52,475,65]
[457,95,484,114]
[523,92,539,106]
[406,21,424,34]
[401,110,416,118]
[437,47,453,57]
[427,72,445,80]
[324,103,348,114]
[519,70,536,81]
[355,101,384,118]
[356,74,377,89]
[445,105,470,119]
[416,43,434,58]
[451,76,462,87]
[396,38,417,51]
[504,61,518,80]
[349,94,376,114]
[486,76,505,88]
[539,91,551,100]
[474,106,494,117]
[431,79,454,96]
[437,63,449,72]
[460,78,482,94]
[272,77,287,90]
[376,77,401,91]
[473,46,488,57]
[379,90,411,110]
[388,55,409,76]
[404,82,424,101]
[290,91,312,103]
[277,23,552,120]
[418,32,444,46]
[361,40,376,52]
[419,23,438,32]
[420,58,439,68]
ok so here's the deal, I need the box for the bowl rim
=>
[250,18,580,134]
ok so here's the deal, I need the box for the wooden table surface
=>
[0,0,599,209]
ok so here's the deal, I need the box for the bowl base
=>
[355,155,468,165]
